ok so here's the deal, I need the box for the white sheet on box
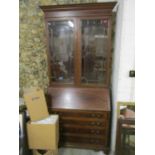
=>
[120,105,127,110]
[19,98,24,106]
[31,115,58,124]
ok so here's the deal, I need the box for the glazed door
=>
[47,19,76,84]
[46,17,111,87]
[80,18,111,86]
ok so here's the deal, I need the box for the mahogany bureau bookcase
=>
[41,2,116,153]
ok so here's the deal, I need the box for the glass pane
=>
[48,20,74,83]
[81,19,109,84]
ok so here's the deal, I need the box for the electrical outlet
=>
[129,70,135,77]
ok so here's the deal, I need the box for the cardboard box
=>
[27,115,59,150]
[33,149,58,155]
[23,88,49,121]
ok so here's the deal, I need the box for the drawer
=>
[61,124,107,131]
[61,135,106,145]
[51,110,108,119]
[60,126,106,135]
[62,133,106,139]
[60,118,106,127]
[61,142,105,150]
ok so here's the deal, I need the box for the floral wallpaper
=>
[19,0,96,89]
[19,0,97,91]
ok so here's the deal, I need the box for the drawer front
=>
[51,110,108,120]
[60,126,106,135]
[49,109,110,149]
[60,118,107,128]
[61,135,106,145]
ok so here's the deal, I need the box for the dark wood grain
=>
[41,2,117,153]
[40,2,116,87]
[47,87,110,111]
[40,2,117,12]
[45,87,111,152]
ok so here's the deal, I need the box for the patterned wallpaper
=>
[19,0,97,91]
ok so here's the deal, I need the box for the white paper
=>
[120,105,127,110]
[19,98,24,106]
[31,115,58,124]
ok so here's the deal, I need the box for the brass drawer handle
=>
[96,122,101,126]
[97,114,102,118]
[91,130,100,134]
[91,122,95,126]
[91,114,96,117]
[91,130,95,133]
[96,130,100,134]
